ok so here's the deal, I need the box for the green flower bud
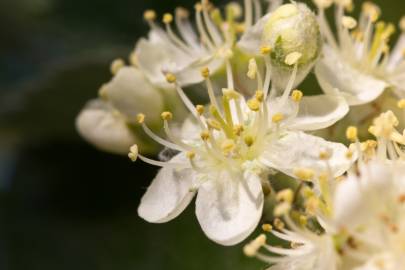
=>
[262,3,322,89]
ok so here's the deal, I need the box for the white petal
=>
[137,153,196,223]
[136,30,218,87]
[196,171,263,245]
[315,45,387,105]
[76,99,136,154]
[288,94,349,131]
[333,174,365,229]
[260,132,353,178]
[237,14,271,55]
[105,67,164,123]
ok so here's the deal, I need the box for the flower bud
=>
[262,3,322,89]
[76,99,156,155]
[103,67,164,124]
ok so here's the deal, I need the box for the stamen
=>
[291,90,303,102]
[397,99,405,109]
[341,16,357,30]
[202,67,222,114]
[293,168,315,181]
[98,84,108,100]
[244,135,255,147]
[243,234,266,257]
[195,3,215,50]
[272,113,284,124]
[110,58,125,75]
[244,0,253,28]
[201,0,223,46]
[346,126,358,142]
[262,224,273,232]
[128,145,139,162]
[247,98,261,112]
[129,144,181,167]
[138,116,184,152]
[144,10,157,22]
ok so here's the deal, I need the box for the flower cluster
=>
[75,0,405,268]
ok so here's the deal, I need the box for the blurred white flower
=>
[314,0,405,105]
[132,51,352,246]
[334,160,405,269]
[76,66,164,154]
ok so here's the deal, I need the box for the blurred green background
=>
[0,0,403,269]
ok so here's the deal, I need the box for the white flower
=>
[132,51,353,245]
[333,160,405,269]
[76,66,164,154]
[313,1,405,105]
[244,221,339,270]
[238,2,322,90]
[134,0,270,88]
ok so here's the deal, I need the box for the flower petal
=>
[288,94,349,131]
[138,153,197,223]
[195,171,263,246]
[260,131,353,178]
[76,99,136,154]
[315,45,387,105]
[104,67,164,123]
[238,14,271,55]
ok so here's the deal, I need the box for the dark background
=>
[0,0,403,269]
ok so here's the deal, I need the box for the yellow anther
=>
[345,150,354,159]
[226,2,242,18]
[165,73,177,83]
[207,119,222,130]
[312,0,333,9]
[98,84,108,100]
[243,234,266,257]
[260,46,272,55]
[299,215,308,226]
[262,224,273,232]
[137,113,145,124]
[210,8,223,25]
[175,7,190,18]
[247,58,258,79]
[341,16,357,29]
[305,196,320,215]
[128,145,139,162]
[194,3,203,12]
[163,13,173,24]
[397,99,405,109]
[222,88,240,100]
[244,135,255,147]
[144,10,157,21]
[110,58,125,75]
[186,151,196,160]
[285,52,302,66]
[200,131,210,141]
[221,139,235,154]
[291,90,303,102]
[235,23,246,34]
[276,189,294,203]
[255,90,264,102]
[201,67,210,78]
[274,218,285,230]
[129,51,138,67]
[362,2,380,22]
[319,150,331,160]
[272,113,284,123]
[233,125,244,136]
[274,202,291,217]
[294,168,315,181]
[346,126,358,142]
[161,111,173,121]
[196,105,205,115]
[247,98,261,112]
[400,16,405,32]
